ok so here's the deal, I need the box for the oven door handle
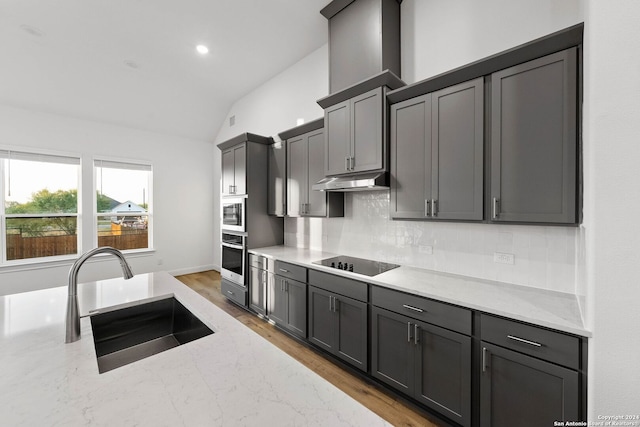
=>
[221,242,244,250]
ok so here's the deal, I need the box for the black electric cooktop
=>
[313,255,400,277]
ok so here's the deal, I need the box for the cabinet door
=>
[325,100,351,176]
[431,78,484,221]
[480,342,579,427]
[371,306,415,395]
[334,294,368,372]
[308,286,335,353]
[284,277,307,338]
[268,142,286,216]
[287,136,306,217]
[414,320,471,427]
[390,94,432,219]
[490,48,577,223]
[306,130,327,217]
[221,148,235,196]
[269,276,288,326]
[248,266,266,316]
[232,144,246,195]
[351,87,383,173]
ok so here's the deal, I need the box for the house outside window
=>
[94,159,152,252]
[0,149,80,263]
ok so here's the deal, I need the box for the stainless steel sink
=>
[90,297,213,373]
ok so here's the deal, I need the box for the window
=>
[1,149,80,262]
[95,159,152,251]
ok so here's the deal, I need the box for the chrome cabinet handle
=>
[333,297,339,312]
[279,268,289,273]
[482,347,488,372]
[425,199,430,217]
[492,197,500,220]
[345,157,350,171]
[350,157,355,170]
[407,322,412,343]
[226,290,234,296]
[403,304,424,313]
[431,199,438,217]
[329,295,333,312]
[507,335,542,347]
[414,323,419,345]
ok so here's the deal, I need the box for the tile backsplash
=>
[285,192,578,294]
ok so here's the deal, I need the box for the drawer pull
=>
[279,268,289,273]
[402,304,424,313]
[226,290,234,296]
[507,335,542,347]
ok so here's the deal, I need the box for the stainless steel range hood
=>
[312,171,389,192]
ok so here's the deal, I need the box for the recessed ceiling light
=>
[20,24,44,37]
[196,45,209,55]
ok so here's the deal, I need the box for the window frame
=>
[93,156,153,253]
[0,146,82,266]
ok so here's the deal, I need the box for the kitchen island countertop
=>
[0,271,389,426]
[249,245,589,337]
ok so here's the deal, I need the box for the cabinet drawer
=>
[481,314,580,369]
[274,260,307,282]
[221,279,247,307]
[371,286,471,335]
[308,269,368,302]
[249,253,274,272]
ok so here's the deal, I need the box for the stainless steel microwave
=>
[221,197,245,232]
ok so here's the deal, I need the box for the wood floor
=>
[175,270,445,427]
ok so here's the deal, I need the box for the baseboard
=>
[168,264,218,277]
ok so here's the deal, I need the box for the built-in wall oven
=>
[221,231,246,286]
[221,197,245,232]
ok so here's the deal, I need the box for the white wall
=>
[0,105,215,295]
[583,0,640,418]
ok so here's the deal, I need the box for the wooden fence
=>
[6,231,148,260]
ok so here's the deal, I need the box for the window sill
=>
[0,248,156,274]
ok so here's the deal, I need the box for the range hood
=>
[312,171,389,192]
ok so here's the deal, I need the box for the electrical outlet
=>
[493,252,515,265]
[419,245,433,255]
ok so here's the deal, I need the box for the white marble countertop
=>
[249,246,590,337]
[0,272,389,426]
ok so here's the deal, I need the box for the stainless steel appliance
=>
[221,232,246,285]
[221,197,245,232]
[313,255,400,277]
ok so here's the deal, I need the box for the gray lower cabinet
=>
[221,278,247,307]
[490,47,577,224]
[308,285,368,372]
[480,342,579,427]
[480,313,582,426]
[371,306,472,427]
[268,275,307,339]
[248,265,268,317]
[390,77,484,221]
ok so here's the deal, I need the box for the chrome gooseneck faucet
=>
[65,247,134,343]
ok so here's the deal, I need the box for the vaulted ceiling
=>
[0,0,329,141]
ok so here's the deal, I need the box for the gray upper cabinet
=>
[325,87,384,176]
[221,143,246,196]
[490,47,577,224]
[282,120,344,218]
[390,78,484,221]
[267,141,286,216]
